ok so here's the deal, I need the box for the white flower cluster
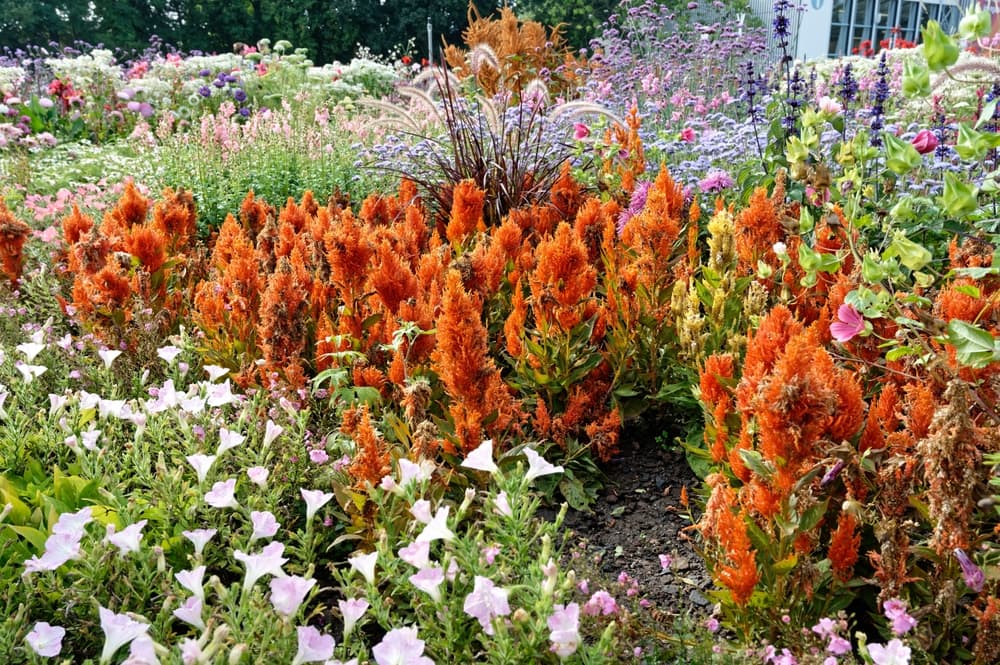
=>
[45,48,122,90]
[308,57,398,99]
[0,65,26,95]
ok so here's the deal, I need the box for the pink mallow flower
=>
[548,603,581,659]
[830,303,865,343]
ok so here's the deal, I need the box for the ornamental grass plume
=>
[0,198,31,285]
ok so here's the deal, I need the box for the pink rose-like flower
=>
[573,123,590,140]
[679,127,696,142]
[830,303,865,343]
[911,129,939,155]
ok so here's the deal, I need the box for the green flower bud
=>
[901,60,930,98]
[956,123,990,161]
[939,171,980,218]
[890,197,916,221]
[882,132,922,175]
[959,9,992,40]
[922,21,960,72]
[886,231,932,271]
[862,251,887,282]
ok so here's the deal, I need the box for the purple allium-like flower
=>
[698,169,734,193]
[616,180,651,234]
[233,88,247,103]
[198,86,211,98]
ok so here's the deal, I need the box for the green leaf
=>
[954,284,982,299]
[739,449,774,481]
[946,319,999,368]
[885,346,920,361]
[799,499,829,532]
[977,98,1000,130]
[772,554,798,575]
[6,525,47,550]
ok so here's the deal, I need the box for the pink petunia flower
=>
[463,575,511,635]
[372,626,433,665]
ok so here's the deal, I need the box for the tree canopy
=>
[0,0,500,64]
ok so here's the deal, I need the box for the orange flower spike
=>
[699,353,735,407]
[736,305,803,410]
[371,241,418,314]
[504,279,528,357]
[238,190,275,239]
[550,161,582,219]
[0,200,32,284]
[572,197,609,265]
[734,186,783,270]
[530,222,597,326]
[91,262,132,309]
[446,179,485,243]
[325,209,375,299]
[151,188,197,250]
[829,511,861,582]
[125,225,168,275]
[432,269,490,402]
[347,405,391,487]
[278,195,310,234]
[715,507,759,606]
[62,204,94,245]
[102,181,149,239]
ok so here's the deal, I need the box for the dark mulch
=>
[559,419,714,617]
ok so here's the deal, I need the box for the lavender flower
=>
[838,62,858,111]
[869,52,890,147]
[954,548,985,593]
